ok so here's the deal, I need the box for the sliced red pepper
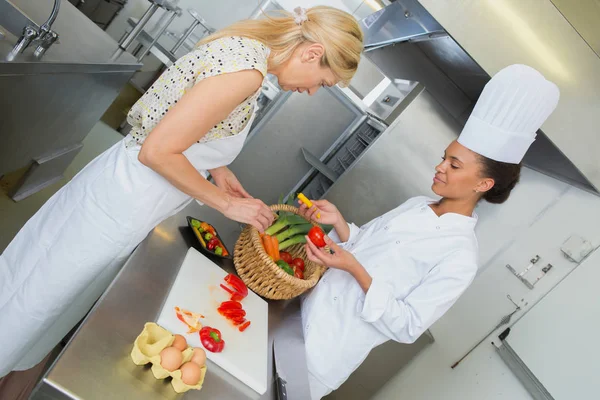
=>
[232,318,246,326]
[219,301,242,310]
[176,313,187,324]
[218,309,246,318]
[174,306,203,333]
[230,293,244,302]
[224,274,248,298]
[239,321,251,332]
[220,283,235,295]
[200,326,225,353]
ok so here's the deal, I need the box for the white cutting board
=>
[156,247,268,394]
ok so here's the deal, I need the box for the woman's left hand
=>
[210,167,252,199]
[305,235,359,272]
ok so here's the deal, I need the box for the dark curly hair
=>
[478,155,522,204]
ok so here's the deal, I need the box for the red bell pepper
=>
[200,326,225,353]
[221,274,248,299]
[230,293,244,302]
[174,306,204,333]
[218,308,246,318]
[239,321,251,332]
[219,301,242,310]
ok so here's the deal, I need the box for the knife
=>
[272,298,311,400]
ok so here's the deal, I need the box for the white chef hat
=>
[458,64,560,164]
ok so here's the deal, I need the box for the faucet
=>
[7,0,61,60]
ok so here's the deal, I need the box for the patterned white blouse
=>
[126,36,270,147]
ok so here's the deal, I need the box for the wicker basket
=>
[233,204,327,300]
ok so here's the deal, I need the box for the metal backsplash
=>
[360,1,598,194]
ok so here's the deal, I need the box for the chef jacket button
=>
[333,297,338,301]
[436,226,440,230]
[384,226,389,230]
[421,207,427,211]
[396,241,400,245]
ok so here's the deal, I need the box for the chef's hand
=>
[222,196,275,232]
[298,199,341,225]
[305,236,357,272]
[298,199,351,242]
[305,236,373,292]
[210,166,252,199]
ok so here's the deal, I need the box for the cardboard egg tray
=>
[131,322,207,393]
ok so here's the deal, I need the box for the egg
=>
[171,334,187,351]
[180,361,202,386]
[190,347,206,367]
[159,347,183,371]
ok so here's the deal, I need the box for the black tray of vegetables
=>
[187,216,231,259]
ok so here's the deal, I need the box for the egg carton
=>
[131,322,207,393]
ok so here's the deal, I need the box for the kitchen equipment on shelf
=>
[156,247,268,394]
[234,205,327,300]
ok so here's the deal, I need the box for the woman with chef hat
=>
[0,7,363,379]
[299,64,560,399]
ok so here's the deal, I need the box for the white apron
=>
[0,113,255,377]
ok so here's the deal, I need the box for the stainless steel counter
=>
[31,201,287,400]
[0,0,139,73]
[0,0,141,199]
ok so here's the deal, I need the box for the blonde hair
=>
[198,6,364,87]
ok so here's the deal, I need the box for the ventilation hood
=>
[360,0,446,51]
[359,0,598,195]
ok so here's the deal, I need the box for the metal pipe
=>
[119,3,161,50]
[38,0,61,36]
[170,19,200,53]
[136,9,178,62]
[6,25,37,61]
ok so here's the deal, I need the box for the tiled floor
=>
[0,122,123,253]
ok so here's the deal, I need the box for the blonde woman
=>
[0,6,363,377]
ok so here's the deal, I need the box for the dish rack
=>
[296,118,385,200]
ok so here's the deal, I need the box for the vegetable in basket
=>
[280,251,293,264]
[261,234,280,261]
[275,260,294,275]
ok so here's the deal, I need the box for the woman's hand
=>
[305,236,358,272]
[298,199,341,225]
[305,236,373,292]
[222,196,275,232]
[210,167,252,199]
[298,198,351,242]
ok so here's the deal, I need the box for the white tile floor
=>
[0,122,123,253]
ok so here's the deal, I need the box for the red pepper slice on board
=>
[200,326,225,353]
[224,274,248,298]
[220,283,235,295]
[230,293,244,302]
[219,301,242,310]
[174,306,204,333]
[218,308,246,318]
[232,318,246,326]
[239,321,251,332]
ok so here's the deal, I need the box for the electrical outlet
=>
[561,235,594,263]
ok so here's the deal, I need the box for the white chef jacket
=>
[301,196,479,392]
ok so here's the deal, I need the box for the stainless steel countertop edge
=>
[0,61,142,75]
